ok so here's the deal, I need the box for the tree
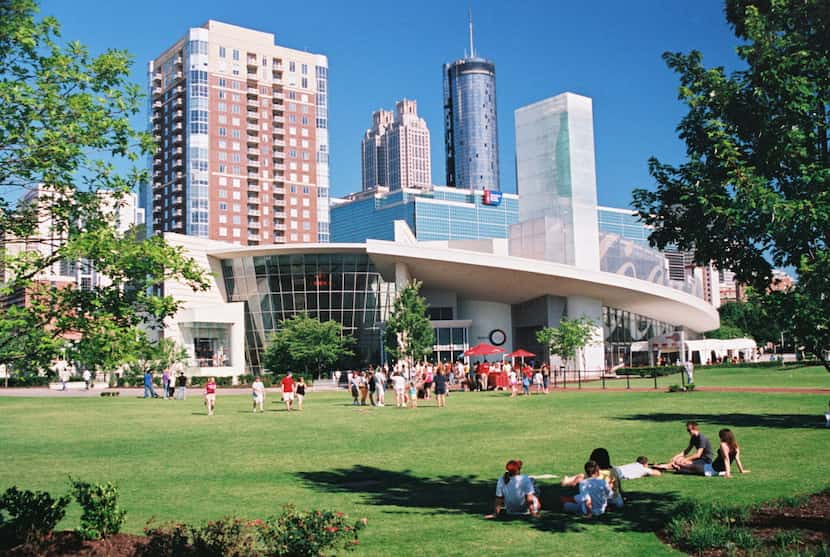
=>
[262,313,353,378]
[0,0,207,373]
[706,297,783,344]
[632,0,830,371]
[535,316,598,371]
[119,336,187,386]
[383,280,434,367]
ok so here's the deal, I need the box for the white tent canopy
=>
[631,336,758,364]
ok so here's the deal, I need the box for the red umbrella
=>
[508,349,535,358]
[464,343,506,357]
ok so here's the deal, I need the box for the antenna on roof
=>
[468,8,475,58]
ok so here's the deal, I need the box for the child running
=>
[204,377,217,416]
[251,376,265,413]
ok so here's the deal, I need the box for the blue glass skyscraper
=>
[443,16,500,191]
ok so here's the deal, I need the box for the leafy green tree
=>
[632,0,830,371]
[262,313,353,378]
[120,336,188,385]
[535,316,597,371]
[0,0,207,373]
[384,280,434,367]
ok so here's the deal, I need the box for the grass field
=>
[1,366,828,556]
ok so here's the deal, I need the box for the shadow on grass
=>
[296,465,681,535]
[617,412,824,429]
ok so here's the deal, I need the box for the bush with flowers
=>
[257,505,367,557]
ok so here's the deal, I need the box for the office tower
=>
[361,99,431,191]
[331,185,518,242]
[146,20,330,245]
[443,16,499,190]
[512,92,600,270]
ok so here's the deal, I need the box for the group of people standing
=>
[487,422,749,519]
[347,365,450,409]
[143,370,188,400]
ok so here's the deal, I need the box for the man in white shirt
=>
[615,456,662,480]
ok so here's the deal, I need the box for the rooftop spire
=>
[468,9,475,58]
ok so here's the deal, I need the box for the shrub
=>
[140,520,191,556]
[0,487,70,548]
[190,517,256,557]
[667,384,683,392]
[686,383,695,391]
[4,374,52,387]
[666,499,756,553]
[257,505,366,557]
[69,478,126,540]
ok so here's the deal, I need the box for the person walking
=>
[162,369,171,400]
[175,372,187,400]
[252,376,265,413]
[375,367,386,407]
[684,360,695,385]
[82,369,92,390]
[434,369,448,408]
[281,371,296,411]
[295,376,306,411]
[204,377,217,416]
[143,370,158,399]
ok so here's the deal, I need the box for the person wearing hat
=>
[485,459,541,518]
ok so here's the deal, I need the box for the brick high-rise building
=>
[361,99,431,192]
[145,21,330,245]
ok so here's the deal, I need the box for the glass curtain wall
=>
[603,307,676,368]
[221,253,394,373]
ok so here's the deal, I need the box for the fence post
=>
[626,373,630,390]
[653,369,658,390]
[680,365,685,388]
[578,368,582,389]
[561,366,566,389]
[602,370,606,390]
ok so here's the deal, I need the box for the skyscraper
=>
[145,20,330,245]
[361,99,431,191]
[443,15,499,191]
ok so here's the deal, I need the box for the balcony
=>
[272,90,284,100]
[173,97,183,108]
[172,134,184,145]
[273,163,285,171]
[247,148,260,156]
[247,73,258,81]
[152,72,162,84]
[247,183,260,192]
[152,100,162,109]
[273,223,286,231]
[246,122,259,132]
[172,110,184,121]
[152,157,161,166]
[248,208,261,216]
[273,139,285,147]
[247,173,259,180]
[246,110,259,120]
[272,115,285,124]
[246,87,258,97]
[152,86,162,96]
[172,158,184,169]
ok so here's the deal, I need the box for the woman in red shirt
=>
[204,377,217,416]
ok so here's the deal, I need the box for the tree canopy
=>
[0,0,207,373]
[632,0,830,370]
[383,280,434,366]
[535,317,597,371]
[261,313,353,378]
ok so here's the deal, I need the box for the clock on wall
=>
[489,329,506,346]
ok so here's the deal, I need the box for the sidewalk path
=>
[0,381,345,398]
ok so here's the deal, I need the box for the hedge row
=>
[617,359,823,377]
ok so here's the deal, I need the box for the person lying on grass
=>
[485,459,541,519]
[561,460,614,517]
[614,456,662,479]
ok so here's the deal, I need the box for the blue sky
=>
[42,0,742,209]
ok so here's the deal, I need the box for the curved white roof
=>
[206,238,719,333]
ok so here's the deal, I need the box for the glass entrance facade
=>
[220,253,394,373]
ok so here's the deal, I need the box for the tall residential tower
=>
[443,15,499,190]
[145,21,330,245]
[361,99,431,191]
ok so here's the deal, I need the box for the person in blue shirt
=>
[143,371,158,399]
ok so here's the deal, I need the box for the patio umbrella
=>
[464,343,506,357]
[508,348,535,367]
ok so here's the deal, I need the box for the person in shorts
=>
[204,377,217,416]
[251,376,265,413]
[486,459,541,518]
[281,371,295,411]
[655,421,714,475]
[434,369,447,408]
[392,372,406,408]
[295,376,306,411]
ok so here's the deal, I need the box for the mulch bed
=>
[1,532,148,557]
[662,490,830,556]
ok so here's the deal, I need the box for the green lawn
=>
[1,374,828,556]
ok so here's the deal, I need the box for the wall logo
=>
[482,189,502,207]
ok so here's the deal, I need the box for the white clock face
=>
[489,329,506,346]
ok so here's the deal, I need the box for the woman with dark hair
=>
[561,448,623,508]
[712,429,749,478]
[485,460,541,518]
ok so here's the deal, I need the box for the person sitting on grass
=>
[825,400,830,428]
[561,460,613,517]
[712,428,749,478]
[560,448,623,508]
[485,459,541,519]
[615,456,662,480]
[652,421,714,476]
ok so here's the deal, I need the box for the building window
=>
[232,49,240,61]
[219,46,226,58]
